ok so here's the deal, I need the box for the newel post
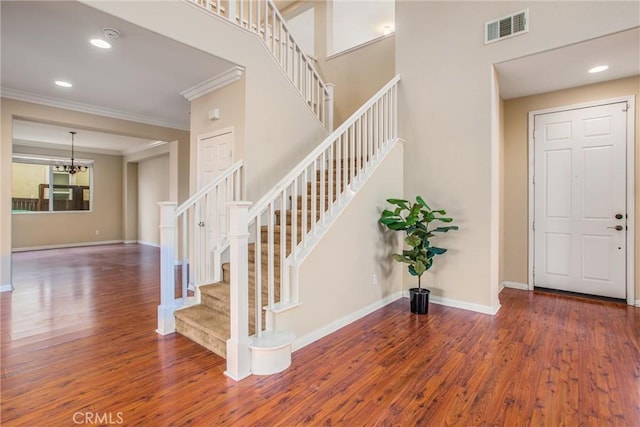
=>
[225,201,252,381]
[325,83,335,132]
[157,201,178,335]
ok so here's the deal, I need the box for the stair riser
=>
[316,169,360,180]
[292,195,337,206]
[274,210,321,226]
[175,317,227,358]
[307,182,346,193]
[248,251,286,265]
[201,292,232,316]
[259,229,303,246]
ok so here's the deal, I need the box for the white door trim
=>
[196,126,235,190]
[528,95,635,305]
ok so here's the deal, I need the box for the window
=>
[12,155,93,213]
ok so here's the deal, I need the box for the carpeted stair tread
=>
[174,304,229,358]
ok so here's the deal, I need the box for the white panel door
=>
[198,131,233,189]
[533,102,627,299]
[196,130,234,284]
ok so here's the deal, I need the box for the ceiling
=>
[1,0,238,152]
[1,1,638,153]
[12,119,163,156]
[496,27,640,100]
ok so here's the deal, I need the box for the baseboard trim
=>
[429,294,501,315]
[137,241,161,248]
[0,283,13,292]
[502,281,529,291]
[635,299,640,307]
[12,240,123,252]
[292,291,403,352]
[123,240,137,244]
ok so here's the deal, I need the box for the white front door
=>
[196,129,234,284]
[533,102,627,299]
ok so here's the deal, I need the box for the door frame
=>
[527,95,636,305]
[196,126,235,190]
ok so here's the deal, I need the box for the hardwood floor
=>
[2,244,639,426]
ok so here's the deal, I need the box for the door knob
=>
[615,213,623,219]
[607,225,624,231]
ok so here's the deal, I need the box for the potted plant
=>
[379,196,459,314]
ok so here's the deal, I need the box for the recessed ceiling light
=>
[55,80,73,88]
[588,65,609,74]
[90,38,112,49]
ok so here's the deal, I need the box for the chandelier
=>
[56,131,87,175]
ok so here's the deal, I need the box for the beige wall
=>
[190,76,246,193]
[276,142,404,342]
[503,76,640,297]
[137,155,170,246]
[123,162,138,243]
[317,35,396,126]
[396,1,639,310]
[499,96,505,286]
[12,163,49,198]
[11,144,123,249]
[1,98,189,288]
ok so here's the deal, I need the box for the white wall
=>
[287,7,315,58]
[396,1,639,311]
[331,0,394,55]
[137,155,169,246]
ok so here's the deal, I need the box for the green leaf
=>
[428,247,447,256]
[405,235,421,247]
[431,225,459,233]
[392,254,408,263]
[436,217,453,223]
[380,210,396,218]
[387,198,409,210]
[379,215,403,225]
[386,222,407,231]
[413,259,426,276]
[415,195,430,209]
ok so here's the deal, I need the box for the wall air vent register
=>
[485,9,528,44]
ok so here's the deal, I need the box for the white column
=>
[225,201,252,381]
[325,83,335,132]
[157,201,178,335]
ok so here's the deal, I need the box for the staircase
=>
[159,75,400,380]
[174,160,356,358]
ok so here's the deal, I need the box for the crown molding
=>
[13,139,122,156]
[180,66,245,101]
[1,88,189,131]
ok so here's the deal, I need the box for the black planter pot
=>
[409,288,430,314]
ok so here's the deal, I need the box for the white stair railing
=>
[225,76,400,371]
[187,0,334,131]
[157,161,244,334]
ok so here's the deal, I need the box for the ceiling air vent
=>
[485,9,528,44]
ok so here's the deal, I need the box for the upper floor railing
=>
[188,0,334,130]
